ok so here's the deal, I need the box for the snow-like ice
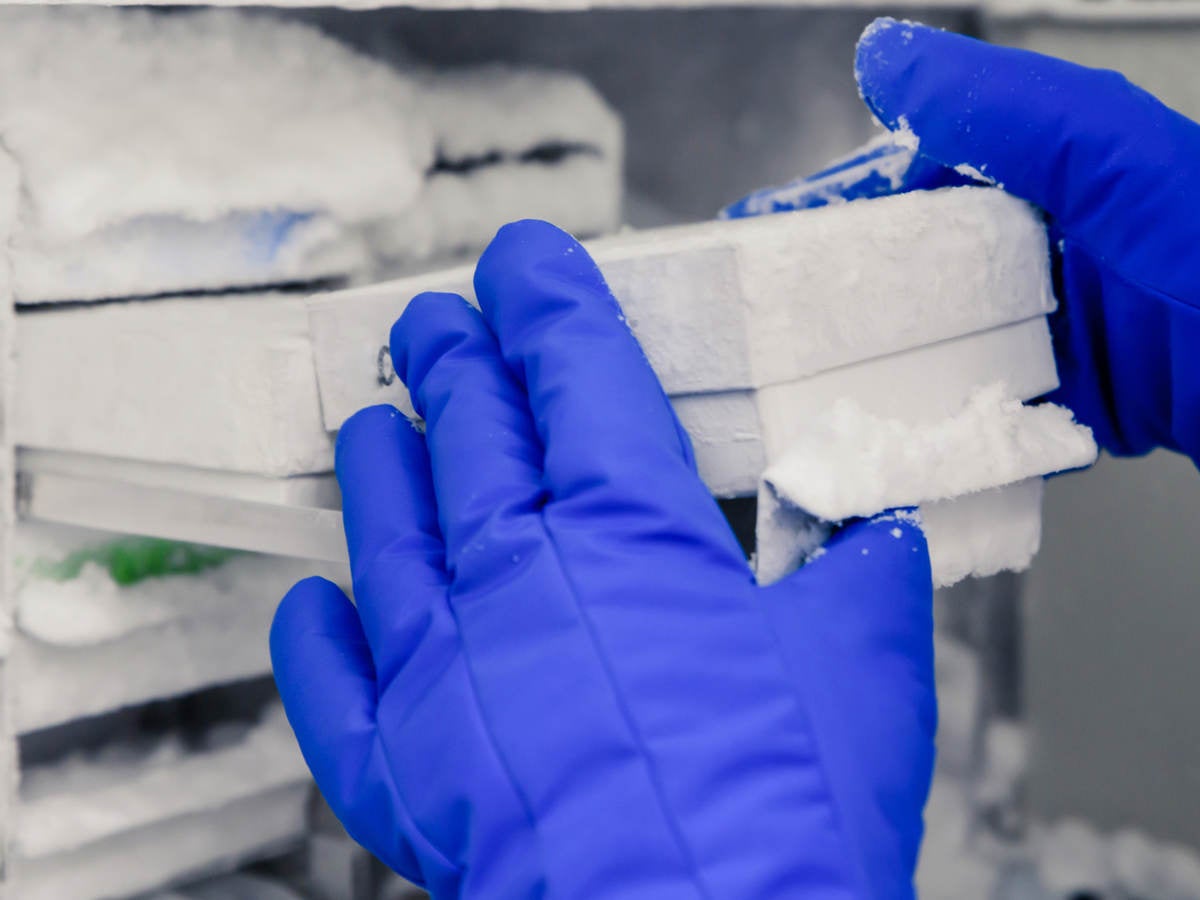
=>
[0,9,430,242]
[13,700,311,900]
[0,9,622,303]
[17,703,305,858]
[757,384,1095,587]
[390,66,622,263]
[764,383,1096,523]
[0,5,422,301]
[11,523,348,731]
[11,212,370,307]
[921,479,1044,587]
[378,152,622,270]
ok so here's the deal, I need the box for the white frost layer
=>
[756,381,1094,587]
[18,561,189,646]
[764,383,1096,522]
[11,212,370,305]
[16,294,335,476]
[15,74,620,301]
[753,315,1059,481]
[376,153,623,269]
[310,186,1054,429]
[756,480,1043,589]
[922,479,1044,588]
[1,11,622,302]
[12,525,346,647]
[0,8,431,244]
[368,65,621,268]
[418,66,623,164]
[14,612,282,734]
[17,703,306,858]
[14,784,308,900]
[597,186,1052,394]
[11,525,348,731]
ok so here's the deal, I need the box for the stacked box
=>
[0,9,626,895]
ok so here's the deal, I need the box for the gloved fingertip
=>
[474,219,609,326]
[270,577,403,874]
[483,218,577,263]
[335,403,421,489]
[336,402,403,454]
[270,575,368,673]
[478,219,573,284]
[390,292,477,405]
[854,17,937,129]
[270,575,377,754]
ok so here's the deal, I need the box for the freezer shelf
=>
[17,451,345,563]
[13,703,310,900]
[10,523,349,731]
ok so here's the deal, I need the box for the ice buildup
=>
[376,66,623,267]
[13,702,309,900]
[10,523,348,732]
[0,8,426,301]
[757,385,1097,587]
[763,384,1095,522]
[0,8,621,303]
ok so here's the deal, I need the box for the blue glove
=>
[727,18,1200,463]
[271,220,936,898]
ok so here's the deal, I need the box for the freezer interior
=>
[2,3,1199,898]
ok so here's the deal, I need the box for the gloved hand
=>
[727,18,1200,463]
[271,220,936,899]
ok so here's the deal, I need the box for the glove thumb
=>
[271,577,429,885]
